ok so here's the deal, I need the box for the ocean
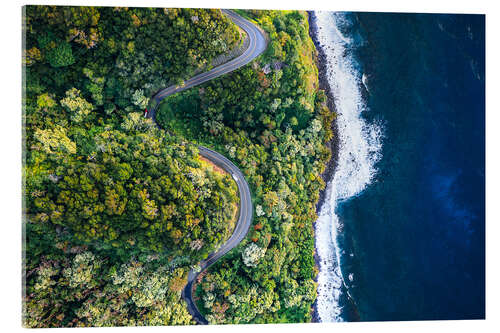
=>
[312,11,485,321]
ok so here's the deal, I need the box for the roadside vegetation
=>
[23,5,333,327]
[23,6,240,327]
[157,9,334,324]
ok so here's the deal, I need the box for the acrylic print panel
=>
[22,5,485,327]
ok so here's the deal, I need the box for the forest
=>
[23,6,240,327]
[157,9,333,324]
[23,5,334,327]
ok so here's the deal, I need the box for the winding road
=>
[147,9,267,121]
[146,9,267,324]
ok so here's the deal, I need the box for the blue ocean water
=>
[314,12,485,321]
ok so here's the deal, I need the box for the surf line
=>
[313,10,383,322]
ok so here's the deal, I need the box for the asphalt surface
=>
[146,10,267,324]
[182,146,253,324]
[148,9,267,121]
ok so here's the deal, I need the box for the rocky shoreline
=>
[308,10,340,324]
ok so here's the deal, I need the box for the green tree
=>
[46,41,75,67]
[60,88,94,122]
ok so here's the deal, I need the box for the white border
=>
[2,0,498,332]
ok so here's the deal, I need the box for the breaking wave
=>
[314,11,383,322]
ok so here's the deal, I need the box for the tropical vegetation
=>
[157,9,333,324]
[22,5,334,327]
[23,6,240,327]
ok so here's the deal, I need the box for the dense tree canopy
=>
[23,6,242,327]
[23,5,334,328]
[25,6,240,119]
[27,122,238,259]
[157,10,333,324]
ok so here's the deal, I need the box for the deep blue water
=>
[336,13,485,321]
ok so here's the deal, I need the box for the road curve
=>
[182,147,253,324]
[146,10,267,324]
[147,9,267,121]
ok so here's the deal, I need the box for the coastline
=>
[307,10,340,323]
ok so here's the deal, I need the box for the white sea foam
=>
[314,11,383,322]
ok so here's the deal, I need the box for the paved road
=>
[146,10,267,324]
[148,9,267,121]
[182,146,253,324]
